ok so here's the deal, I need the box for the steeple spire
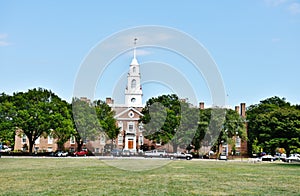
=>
[133,38,137,59]
[131,38,139,65]
[126,38,142,107]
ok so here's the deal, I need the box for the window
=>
[156,138,161,146]
[128,123,134,133]
[139,135,143,145]
[131,79,136,89]
[35,137,40,144]
[95,148,100,153]
[100,135,105,145]
[22,134,27,144]
[236,137,241,148]
[118,134,123,145]
[83,138,88,144]
[132,66,136,73]
[48,135,53,144]
[70,136,75,144]
[34,147,39,152]
[70,147,75,152]
[47,147,52,152]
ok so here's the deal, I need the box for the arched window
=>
[132,66,136,73]
[131,79,136,89]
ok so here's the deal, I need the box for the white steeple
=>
[125,38,143,107]
[130,38,139,65]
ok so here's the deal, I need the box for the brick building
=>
[14,40,248,156]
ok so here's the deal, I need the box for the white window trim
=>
[48,135,53,144]
[236,137,241,148]
[128,122,135,133]
[21,134,27,144]
[118,134,123,145]
[70,136,75,144]
[100,135,106,145]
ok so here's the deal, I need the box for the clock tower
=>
[125,38,143,107]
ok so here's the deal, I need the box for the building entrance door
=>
[128,139,133,149]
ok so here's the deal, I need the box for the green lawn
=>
[0,158,299,195]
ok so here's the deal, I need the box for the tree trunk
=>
[28,139,34,154]
[77,141,83,151]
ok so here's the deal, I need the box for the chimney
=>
[235,106,240,114]
[80,97,91,103]
[199,102,204,110]
[240,103,246,117]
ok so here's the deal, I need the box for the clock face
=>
[131,98,136,103]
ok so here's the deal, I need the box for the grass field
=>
[0,158,299,195]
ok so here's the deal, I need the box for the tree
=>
[172,101,199,152]
[140,94,181,149]
[0,93,15,147]
[247,96,300,156]
[12,88,73,153]
[94,100,119,150]
[140,94,201,152]
[72,98,100,151]
[191,107,246,156]
[50,97,75,150]
[212,108,246,155]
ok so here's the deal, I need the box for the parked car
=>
[74,150,88,156]
[286,154,300,163]
[144,150,168,158]
[170,152,193,160]
[55,151,68,157]
[261,154,276,162]
[111,149,122,157]
[219,154,227,161]
[122,150,132,157]
[0,145,12,152]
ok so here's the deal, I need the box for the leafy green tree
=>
[50,97,75,150]
[140,94,181,151]
[247,96,300,156]
[72,98,100,151]
[173,101,199,152]
[192,108,211,151]
[11,88,74,153]
[191,107,246,156]
[213,108,246,155]
[94,100,120,150]
[141,94,201,152]
[0,93,15,147]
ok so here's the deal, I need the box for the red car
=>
[74,150,88,156]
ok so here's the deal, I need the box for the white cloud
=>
[287,2,300,14]
[0,33,11,46]
[265,0,288,7]
[0,34,8,39]
[0,41,11,46]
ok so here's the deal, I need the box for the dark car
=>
[111,149,122,157]
[74,150,88,156]
[122,150,132,156]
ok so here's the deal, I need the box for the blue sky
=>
[1,1,300,108]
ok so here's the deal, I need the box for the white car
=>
[286,154,300,163]
[0,145,12,152]
[55,151,68,157]
[219,154,227,161]
[170,152,193,160]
